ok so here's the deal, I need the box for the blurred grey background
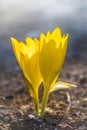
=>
[0,0,87,70]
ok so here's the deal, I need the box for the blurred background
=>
[0,0,87,70]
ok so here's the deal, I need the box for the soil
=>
[0,58,87,130]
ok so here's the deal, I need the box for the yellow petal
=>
[25,37,34,47]
[20,51,41,89]
[52,28,61,36]
[62,34,69,49]
[40,33,47,51]
[39,38,59,87]
[46,31,51,39]
[52,28,61,44]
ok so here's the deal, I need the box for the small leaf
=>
[50,81,77,93]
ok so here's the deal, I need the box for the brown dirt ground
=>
[0,58,87,130]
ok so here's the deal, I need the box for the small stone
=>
[78,125,87,130]
[72,100,80,106]
[5,95,14,100]
[20,105,29,110]
[28,114,35,119]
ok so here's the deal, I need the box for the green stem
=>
[40,87,49,117]
[34,99,39,116]
[34,94,39,116]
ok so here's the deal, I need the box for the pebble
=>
[0,109,9,114]
[5,95,14,100]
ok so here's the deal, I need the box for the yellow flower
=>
[39,28,69,116]
[10,27,76,117]
[10,37,42,115]
[39,28,69,90]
